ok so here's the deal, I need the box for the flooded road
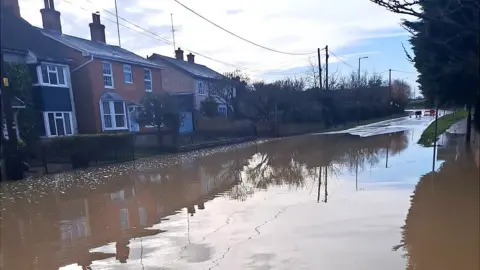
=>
[1,116,478,270]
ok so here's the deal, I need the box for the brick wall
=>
[156,64,194,93]
[87,60,163,132]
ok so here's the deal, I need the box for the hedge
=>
[41,133,134,168]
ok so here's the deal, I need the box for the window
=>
[102,62,114,88]
[198,82,207,95]
[44,112,73,137]
[39,64,66,86]
[123,64,133,83]
[144,69,152,92]
[100,101,127,130]
[218,105,227,116]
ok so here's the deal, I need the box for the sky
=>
[17,0,419,94]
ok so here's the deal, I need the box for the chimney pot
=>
[175,48,184,61]
[187,53,195,63]
[89,12,106,43]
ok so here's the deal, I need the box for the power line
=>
[172,0,316,56]
[63,0,315,76]
[82,0,172,43]
[391,69,417,74]
[329,50,355,69]
[63,0,165,43]
[62,0,249,69]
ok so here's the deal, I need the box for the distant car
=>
[415,111,422,118]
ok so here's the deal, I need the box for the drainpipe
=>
[72,55,94,72]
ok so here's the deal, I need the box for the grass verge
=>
[418,109,468,147]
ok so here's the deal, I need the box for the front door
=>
[128,106,140,132]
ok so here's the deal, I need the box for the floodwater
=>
[0,116,478,270]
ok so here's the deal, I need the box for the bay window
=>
[39,64,66,86]
[44,112,73,137]
[100,101,127,130]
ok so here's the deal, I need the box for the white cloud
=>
[18,0,410,81]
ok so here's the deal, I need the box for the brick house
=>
[148,48,235,118]
[37,2,163,134]
[1,0,77,138]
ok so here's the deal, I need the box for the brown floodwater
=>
[0,117,478,270]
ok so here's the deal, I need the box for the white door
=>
[128,106,140,132]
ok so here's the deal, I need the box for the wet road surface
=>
[1,116,478,270]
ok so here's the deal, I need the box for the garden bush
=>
[42,133,134,168]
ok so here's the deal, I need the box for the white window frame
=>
[218,104,228,116]
[99,100,128,131]
[123,64,133,84]
[144,68,152,92]
[37,63,67,87]
[43,111,74,137]
[198,81,207,96]
[102,61,114,89]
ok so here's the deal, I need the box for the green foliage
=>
[5,63,37,147]
[42,133,133,168]
[418,109,468,147]
[201,96,219,117]
[402,0,478,107]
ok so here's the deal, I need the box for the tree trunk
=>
[475,96,480,131]
[466,103,472,143]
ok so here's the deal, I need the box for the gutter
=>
[71,55,94,72]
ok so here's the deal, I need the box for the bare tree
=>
[206,78,236,117]
[306,57,320,88]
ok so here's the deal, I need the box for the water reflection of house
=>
[0,148,246,270]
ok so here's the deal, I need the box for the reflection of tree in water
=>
[242,132,409,191]
[398,151,479,270]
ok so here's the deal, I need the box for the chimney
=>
[89,12,106,43]
[4,0,21,17]
[175,48,184,61]
[187,53,195,63]
[40,0,62,32]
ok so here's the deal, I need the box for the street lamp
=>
[358,56,369,83]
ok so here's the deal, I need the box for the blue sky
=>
[259,33,419,93]
[18,0,419,92]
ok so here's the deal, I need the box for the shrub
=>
[42,133,134,168]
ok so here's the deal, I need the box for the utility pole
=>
[432,99,439,171]
[325,45,329,90]
[317,166,322,203]
[388,69,392,113]
[317,48,322,90]
[324,165,328,203]
[114,0,121,47]
[171,14,177,54]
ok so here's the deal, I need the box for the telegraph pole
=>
[388,69,392,112]
[171,14,177,54]
[325,45,329,90]
[317,48,322,89]
[114,0,121,47]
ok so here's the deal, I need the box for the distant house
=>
[1,2,77,138]
[148,48,235,118]
[35,1,164,134]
